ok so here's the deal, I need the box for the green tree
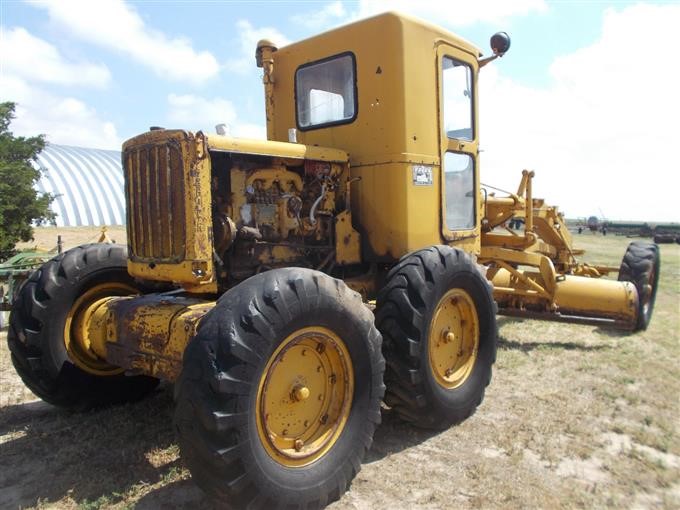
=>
[0,102,54,261]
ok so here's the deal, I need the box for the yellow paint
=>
[246,168,303,193]
[64,282,137,376]
[335,210,361,264]
[81,293,215,381]
[263,12,482,258]
[124,129,214,289]
[108,11,648,388]
[206,134,348,163]
[255,326,354,467]
[428,289,479,389]
[489,268,638,325]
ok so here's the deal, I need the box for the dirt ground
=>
[1,228,678,509]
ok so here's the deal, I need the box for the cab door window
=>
[444,152,475,230]
[442,57,473,141]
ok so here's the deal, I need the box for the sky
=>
[1,0,679,222]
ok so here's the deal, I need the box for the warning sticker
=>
[412,165,433,186]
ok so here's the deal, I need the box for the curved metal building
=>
[33,144,125,227]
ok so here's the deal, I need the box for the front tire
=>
[7,244,159,410]
[174,268,385,509]
[376,245,497,430]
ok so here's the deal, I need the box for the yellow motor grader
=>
[8,12,659,509]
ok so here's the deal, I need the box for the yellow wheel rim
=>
[256,327,354,467]
[64,282,137,376]
[428,288,479,389]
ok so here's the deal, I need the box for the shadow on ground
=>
[0,387,211,509]
[497,336,611,353]
[365,408,441,463]
[0,386,444,507]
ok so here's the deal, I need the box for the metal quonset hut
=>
[33,144,125,227]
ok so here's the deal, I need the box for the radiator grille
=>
[124,142,186,261]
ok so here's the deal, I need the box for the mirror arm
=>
[479,54,500,68]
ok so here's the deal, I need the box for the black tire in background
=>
[618,241,660,331]
[7,244,159,410]
[375,245,497,430]
[174,268,385,510]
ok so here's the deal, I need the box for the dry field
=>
[1,228,678,509]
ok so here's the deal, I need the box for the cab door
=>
[436,44,481,254]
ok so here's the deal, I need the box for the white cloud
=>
[0,26,110,88]
[225,20,290,74]
[291,0,546,30]
[232,123,266,140]
[31,0,219,84]
[166,94,265,139]
[291,1,347,29]
[167,93,237,129]
[289,0,546,33]
[479,3,680,222]
[1,75,120,149]
[355,0,547,27]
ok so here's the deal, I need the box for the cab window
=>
[296,53,357,130]
[444,152,475,230]
[442,57,473,141]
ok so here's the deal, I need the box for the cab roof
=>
[278,11,483,58]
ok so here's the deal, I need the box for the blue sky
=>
[1,0,679,222]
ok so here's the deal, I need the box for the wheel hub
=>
[64,282,137,376]
[428,288,479,389]
[256,327,354,467]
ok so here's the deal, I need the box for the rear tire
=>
[618,242,660,331]
[376,245,497,430]
[7,244,159,410]
[174,268,384,509]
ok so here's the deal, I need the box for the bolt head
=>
[292,385,310,402]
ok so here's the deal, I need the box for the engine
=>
[210,151,345,284]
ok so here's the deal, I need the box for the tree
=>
[0,102,54,261]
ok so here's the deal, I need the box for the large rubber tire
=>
[7,244,159,410]
[174,268,385,510]
[375,245,497,430]
[618,241,660,331]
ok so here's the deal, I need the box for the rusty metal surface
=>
[335,210,361,265]
[124,130,215,289]
[124,138,186,262]
[101,294,214,381]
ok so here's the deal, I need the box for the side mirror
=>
[490,32,511,56]
[479,32,511,68]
